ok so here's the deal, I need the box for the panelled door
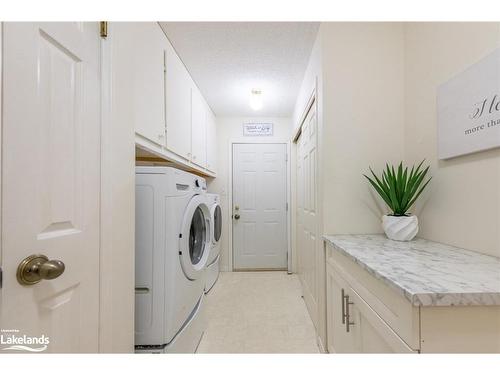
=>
[296,103,319,326]
[232,143,287,270]
[0,22,101,353]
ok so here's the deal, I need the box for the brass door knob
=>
[234,214,240,220]
[17,254,65,285]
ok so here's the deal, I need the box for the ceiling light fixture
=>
[249,89,263,111]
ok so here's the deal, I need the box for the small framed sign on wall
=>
[437,48,500,159]
[243,122,273,136]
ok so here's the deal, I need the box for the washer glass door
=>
[189,206,206,265]
[213,204,222,244]
[179,194,210,280]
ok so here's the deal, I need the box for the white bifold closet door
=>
[296,104,319,327]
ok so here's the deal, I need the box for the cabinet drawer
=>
[326,242,420,350]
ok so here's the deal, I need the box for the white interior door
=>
[0,22,101,353]
[232,143,287,270]
[296,104,319,326]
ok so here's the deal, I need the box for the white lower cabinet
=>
[325,241,500,353]
[327,263,414,353]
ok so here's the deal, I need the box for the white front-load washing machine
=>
[205,193,222,293]
[135,167,209,353]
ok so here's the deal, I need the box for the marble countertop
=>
[323,234,500,307]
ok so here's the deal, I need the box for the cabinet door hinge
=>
[100,21,108,38]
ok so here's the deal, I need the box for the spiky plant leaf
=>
[364,160,431,216]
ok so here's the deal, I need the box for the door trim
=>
[0,22,3,270]
[228,140,291,272]
[99,22,135,352]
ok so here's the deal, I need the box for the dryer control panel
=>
[194,177,207,192]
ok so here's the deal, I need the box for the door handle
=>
[234,214,240,220]
[17,254,65,285]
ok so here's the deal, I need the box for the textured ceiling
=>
[160,22,319,117]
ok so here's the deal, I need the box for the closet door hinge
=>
[100,21,108,38]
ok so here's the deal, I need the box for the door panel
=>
[191,88,207,168]
[232,143,287,270]
[296,104,319,327]
[165,39,192,159]
[206,110,217,173]
[326,264,355,353]
[130,22,168,145]
[1,22,101,353]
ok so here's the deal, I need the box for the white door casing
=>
[296,103,319,326]
[232,143,287,270]
[0,22,101,353]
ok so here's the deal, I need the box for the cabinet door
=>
[206,109,217,173]
[327,263,415,353]
[326,264,356,353]
[348,287,415,353]
[165,39,192,159]
[130,22,167,145]
[191,87,207,168]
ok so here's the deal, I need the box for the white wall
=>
[404,23,500,258]
[321,22,406,235]
[207,117,292,271]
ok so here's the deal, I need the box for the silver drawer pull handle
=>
[344,293,355,333]
[341,288,346,324]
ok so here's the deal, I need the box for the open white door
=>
[0,22,101,353]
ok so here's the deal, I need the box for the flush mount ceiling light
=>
[249,89,263,111]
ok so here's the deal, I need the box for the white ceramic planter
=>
[382,215,418,241]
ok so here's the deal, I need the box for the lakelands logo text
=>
[0,329,49,352]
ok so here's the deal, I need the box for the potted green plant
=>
[364,160,431,241]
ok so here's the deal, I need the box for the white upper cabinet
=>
[165,37,192,160]
[123,22,217,176]
[191,87,207,168]
[206,109,217,173]
[128,22,167,145]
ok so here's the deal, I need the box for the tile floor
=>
[197,271,320,353]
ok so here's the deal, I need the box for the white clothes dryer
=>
[135,167,209,353]
[205,193,222,293]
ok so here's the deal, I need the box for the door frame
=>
[99,22,135,352]
[228,139,291,272]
